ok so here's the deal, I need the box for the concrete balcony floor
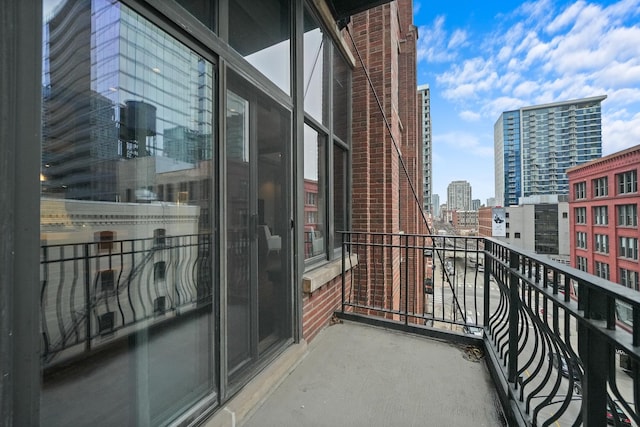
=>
[242,321,506,427]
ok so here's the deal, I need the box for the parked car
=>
[548,352,582,382]
[607,401,631,426]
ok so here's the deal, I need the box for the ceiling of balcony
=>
[328,0,394,20]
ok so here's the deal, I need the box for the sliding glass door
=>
[225,72,291,386]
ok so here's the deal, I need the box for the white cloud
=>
[417,16,457,62]
[448,29,468,49]
[460,110,481,121]
[513,81,539,98]
[434,131,494,157]
[603,111,640,154]
[546,0,586,33]
[437,57,499,100]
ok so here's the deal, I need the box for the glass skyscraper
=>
[494,96,606,206]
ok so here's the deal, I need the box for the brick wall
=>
[301,0,423,342]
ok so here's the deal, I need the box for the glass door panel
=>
[225,75,291,386]
[256,97,289,352]
[226,90,253,375]
[40,1,216,425]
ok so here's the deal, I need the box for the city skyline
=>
[414,0,640,203]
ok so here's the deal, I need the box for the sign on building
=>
[492,207,506,237]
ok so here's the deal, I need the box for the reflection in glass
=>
[333,48,350,142]
[304,124,326,259]
[228,0,291,95]
[176,0,216,31]
[225,89,251,374]
[40,1,215,425]
[303,7,329,124]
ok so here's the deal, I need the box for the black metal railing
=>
[40,233,212,368]
[339,231,640,427]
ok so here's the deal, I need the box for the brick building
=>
[567,145,640,289]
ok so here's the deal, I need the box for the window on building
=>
[593,176,608,197]
[304,124,327,260]
[303,6,328,124]
[562,212,568,219]
[595,261,610,280]
[576,256,588,272]
[153,228,166,247]
[302,8,351,261]
[619,237,639,260]
[574,181,587,200]
[94,230,116,252]
[576,232,587,249]
[593,206,608,225]
[506,232,510,238]
[514,232,521,238]
[229,0,291,94]
[334,145,348,249]
[574,207,586,224]
[617,170,638,194]
[620,268,639,290]
[594,234,609,254]
[617,204,638,227]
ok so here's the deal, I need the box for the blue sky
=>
[414,0,640,204]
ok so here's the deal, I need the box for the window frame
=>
[574,181,586,200]
[617,204,638,227]
[617,170,638,195]
[592,176,608,197]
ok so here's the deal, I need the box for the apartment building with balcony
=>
[567,145,640,289]
[495,96,606,207]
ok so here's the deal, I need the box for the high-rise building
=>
[472,199,481,211]
[418,84,432,214]
[432,193,440,218]
[447,180,472,211]
[494,96,606,206]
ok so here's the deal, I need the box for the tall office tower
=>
[432,194,440,217]
[494,96,606,207]
[418,84,433,214]
[447,180,472,211]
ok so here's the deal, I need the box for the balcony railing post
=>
[483,239,490,329]
[508,249,519,384]
[578,287,610,426]
[341,232,345,314]
[404,234,409,326]
[84,243,91,353]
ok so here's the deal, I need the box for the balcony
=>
[39,232,640,426]
[243,232,640,426]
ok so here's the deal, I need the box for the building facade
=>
[494,96,606,207]
[447,180,472,211]
[2,0,421,425]
[500,196,570,263]
[567,145,640,289]
[418,84,433,214]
